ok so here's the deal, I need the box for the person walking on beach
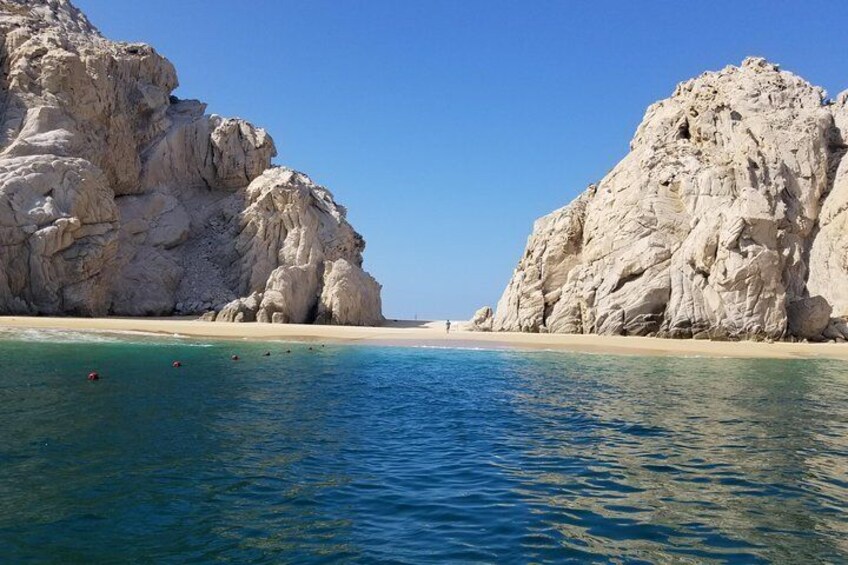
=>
[446,320,451,334]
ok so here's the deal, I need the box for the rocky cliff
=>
[0,0,382,325]
[495,58,848,341]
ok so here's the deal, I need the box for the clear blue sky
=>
[76,0,848,320]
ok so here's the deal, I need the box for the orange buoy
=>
[172,361,182,368]
[87,371,99,381]
[231,354,239,361]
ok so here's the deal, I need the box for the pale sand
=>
[0,316,846,360]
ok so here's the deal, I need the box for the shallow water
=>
[0,331,846,563]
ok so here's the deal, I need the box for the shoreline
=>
[1,316,847,360]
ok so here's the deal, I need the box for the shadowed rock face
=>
[495,58,848,340]
[0,0,382,325]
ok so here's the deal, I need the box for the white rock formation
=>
[468,306,494,331]
[495,58,848,340]
[807,92,848,316]
[0,0,382,325]
[215,169,383,326]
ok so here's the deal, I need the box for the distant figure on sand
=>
[446,320,451,334]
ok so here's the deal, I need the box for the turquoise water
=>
[0,331,847,563]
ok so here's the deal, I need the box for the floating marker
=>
[87,371,99,381]
[172,361,182,368]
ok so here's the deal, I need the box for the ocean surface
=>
[0,330,846,563]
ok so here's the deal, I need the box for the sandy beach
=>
[1,316,846,360]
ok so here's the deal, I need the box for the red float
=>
[172,361,182,368]
[87,372,99,381]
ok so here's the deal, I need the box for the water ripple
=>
[0,340,846,562]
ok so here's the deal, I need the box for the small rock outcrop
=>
[786,296,832,341]
[468,306,494,331]
[212,169,382,326]
[494,58,848,341]
[0,0,382,325]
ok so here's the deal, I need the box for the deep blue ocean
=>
[0,329,846,563]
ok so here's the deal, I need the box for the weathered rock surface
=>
[495,58,848,340]
[468,306,494,331]
[315,258,383,326]
[786,296,832,340]
[211,169,383,326]
[0,0,382,325]
[807,92,848,316]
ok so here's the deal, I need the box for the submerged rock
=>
[0,0,382,325]
[494,58,848,340]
